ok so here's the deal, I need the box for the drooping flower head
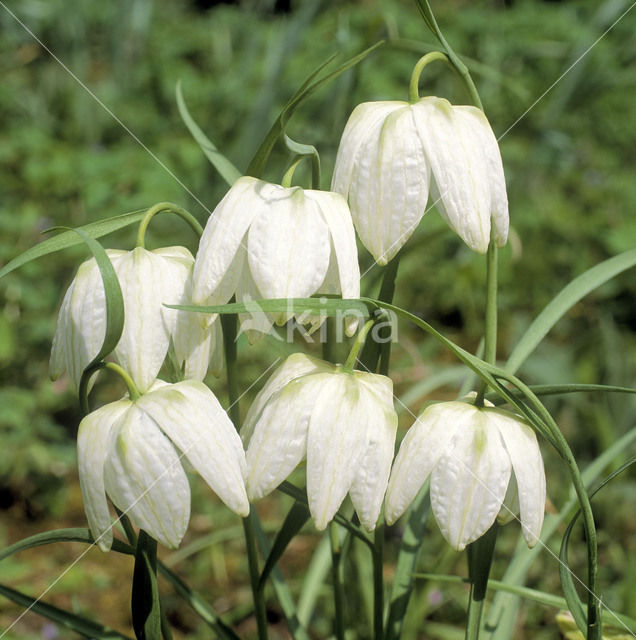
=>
[191,177,361,338]
[78,380,249,550]
[242,353,397,531]
[50,246,221,393]
[332,97,508,264]
[385,400,545,551]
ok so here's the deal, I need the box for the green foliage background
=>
[0,0,634,638]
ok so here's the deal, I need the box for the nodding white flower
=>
[242,353,397,531]
[385,401,545,551]
[191,176,360,339]
[50,246,221,393]
[78,380,249,551]
[331,97,508,263]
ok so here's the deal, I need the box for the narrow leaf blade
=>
[0,209,146,280]
[0,583,133,639]
[176,81,242,187]
[506,248,636,374]
[258,501,310,590]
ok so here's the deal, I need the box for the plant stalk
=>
[221,311,269,640]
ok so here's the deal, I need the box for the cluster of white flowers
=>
[52,91,545,553]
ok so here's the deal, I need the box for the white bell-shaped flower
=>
[331,97,509,263]
[78,380,249,551]
[191,176,361,338]
[51,246,221,392]
[385,401,545,551]
[243,353,397,531]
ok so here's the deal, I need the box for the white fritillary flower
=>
[385,400,545,551]
[332,97,508,263]
[243,353,397,531]
[78,380,249,550]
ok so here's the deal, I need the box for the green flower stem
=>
[104,362,141,401]
[281,157,305,189]
[359,255,401,373]
[475,232,499,406]
[343,318,376,372]
[79,361,141,414]
[220,311,269,640]
[281,151,321,190]
[413,0,483,110]
[465,524,499,640]
[413,6,498,635]
[408,51,451,103]
[136,202,203,249]
[329,523,346,640]
[373,524,385,640]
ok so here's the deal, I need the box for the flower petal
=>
[431,413,511,551]
[453,106,509,247]
[247,187,330,319]
[138,381,249,517]
[348,382,397,530]
[51,251,126,390]
[306,373,369,529]
[114,247,189,392]
[192,176,259,305]
[103,405,190,549]
[241,353,333,446]
[348,105,429,264]
[384,401,473,524]
[413,98,492,254]
[235,259,275,344]
[307,190,360,301]
[332,101,406,201]
[77,398,131,551]
[245,372,332,500]
[490,410,545,547]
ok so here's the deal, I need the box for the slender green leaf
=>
[0,528,133,562]
[156,564,240,640]
[297,534,334,626]
[487,383,636,405]
[176,81,242,187]
[0,209,146,280]
[506,249,636,374]
[168,296,371,318]
[258,501,310,591]
[0,584,133,639]
[278,481,372,547]
[251,514,312,640]
[484,427,636,640]
[560,457,636,636]
[70,230,125,368]
[68,231,125,411]
[132,531,162,640]
[246,41,383,178]
[386,483,431,640]
[413,574,636,631]
[0,527,238,639]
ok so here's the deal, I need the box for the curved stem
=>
[373,524,385,640]
[413,0,483,109]
[281,157,305,188]
[329,523,346,640]
[104,362,141,401]
[79,361,141,414]
[408,51,451,102]
[343,318,376,371]
[136,202,203,249]
[220,311,269,640]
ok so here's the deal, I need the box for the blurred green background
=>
[1,0,635,638]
